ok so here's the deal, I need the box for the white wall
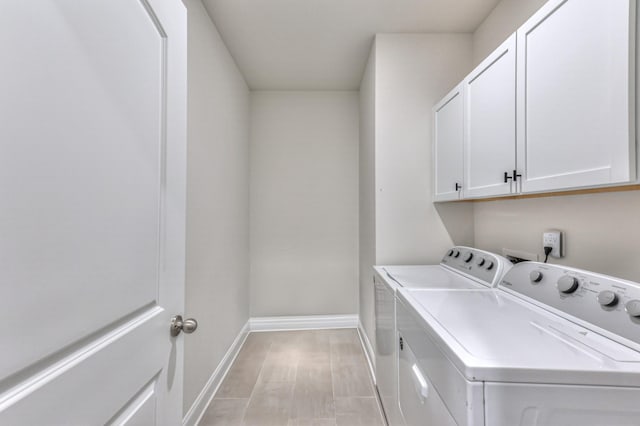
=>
[250,91,359,317]
[359,42,376,351]
[358,33,475,353]
[472,0,548,66]
[474,191,640,281]
[374,34,475,265]
[184,0,250,415]
[472,0,640,282]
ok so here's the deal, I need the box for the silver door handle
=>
[170,315,198,337]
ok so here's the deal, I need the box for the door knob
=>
[170,315,198,337]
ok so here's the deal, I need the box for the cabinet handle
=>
[512,170,522,182]
[503,171,513,183]
[455,182,461,191]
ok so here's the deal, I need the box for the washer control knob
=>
[597,290,618,307]
[453,250,460,258]
[463,252,473,263]
[485,261,494,270]
[476,258,486,267]
[447,249,454,257]
[625,300,640,317]
[557,276,579,294]
[529,270,543,283]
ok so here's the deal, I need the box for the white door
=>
[433,84,464,202]
[516,0,636,193]
[0,1,187,424]
[464,34,517,198]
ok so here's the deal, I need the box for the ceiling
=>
[202,0,501,90]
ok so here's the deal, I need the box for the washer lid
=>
[382,265,484,289]
[399,288,640,386]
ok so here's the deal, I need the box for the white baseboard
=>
[182,321,250,426]
[249,314,358,331]
[357,320,376,384]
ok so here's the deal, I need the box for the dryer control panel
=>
[500,262,640,348]
[441,247,511,288]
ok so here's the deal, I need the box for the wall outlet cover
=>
[543,230,564,258]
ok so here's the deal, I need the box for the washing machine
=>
[373,247,512,425]
[397,261,640,425]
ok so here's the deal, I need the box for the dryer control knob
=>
[453,250,460,258]
[485,261,494,270]
[557,276,579,294]
[476,258,486,267]
[625,300,640,317]
[597,290,618,307]
[447,249,454,257]
[529,270,543,283]
[463,252,473,263]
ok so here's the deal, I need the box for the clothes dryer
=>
[373,247,511,425]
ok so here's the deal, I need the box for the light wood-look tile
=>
[288,418,337,426]
[331,362,374,397]
[215,334,272,398]
[205,329,384,426]
[242,381,295,426]
[300,349,331,365]
[199,398,248,426]
[259,348,300,383]
[334,397,385,426]
[290,361,334,419]
[215,359,265,399]
[329,341,366,365]
[236,333,273,361]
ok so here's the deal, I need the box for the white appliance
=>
[373,247,512,425]
[397,261,640,425]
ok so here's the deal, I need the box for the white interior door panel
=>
[0,1,186,424]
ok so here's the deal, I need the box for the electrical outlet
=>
[543,230,564,258]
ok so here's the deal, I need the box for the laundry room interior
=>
[3,0,640,425]
[185,0,640,423]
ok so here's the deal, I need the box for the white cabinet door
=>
[433,84,464,201]
[464,34,517,198]
[0,1,187,424]
[516,0,636,193]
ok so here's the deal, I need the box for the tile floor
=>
[199,329,386,426]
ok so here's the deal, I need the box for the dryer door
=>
[398,333,457,426]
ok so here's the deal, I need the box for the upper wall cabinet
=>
[516,0,636,193]
[432,0,636,201]
[463,35,517,198]
[433,83,464,201]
